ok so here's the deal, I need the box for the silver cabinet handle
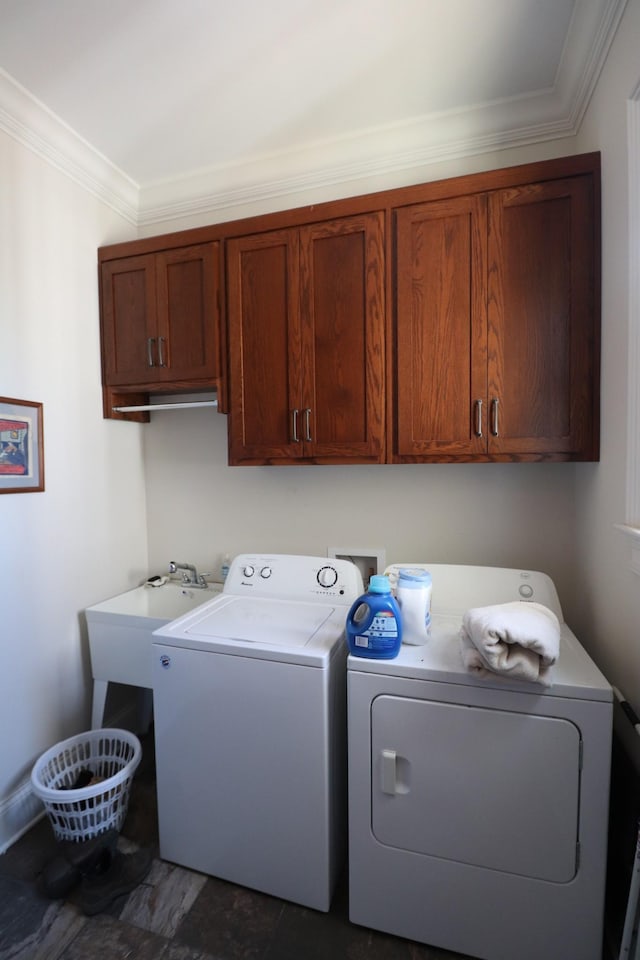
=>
[490,398,500,437]
[474,399,483,438]
[303,408,312,442]
[291,409,300,442]
[147,337,156,367]
[158,336,166,367]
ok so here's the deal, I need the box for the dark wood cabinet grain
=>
[226,229,300,460]
[101,253,157,386]
[100,242,221,408]
[393,168,598,461]
[395,194,488,458]
[226,213,385,464]
[487,176,596,458]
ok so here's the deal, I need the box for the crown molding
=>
[137,103,574,229]
[0,0,628,231]
[0,67,138,224]
[137,0,628,227]
[557,0,629,128]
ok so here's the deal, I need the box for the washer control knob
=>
[519,583,534,599]
[242,565,255,578]
[260,566,272,579]
[317,565,338,588]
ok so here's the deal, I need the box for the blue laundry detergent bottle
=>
[346,575,402,659]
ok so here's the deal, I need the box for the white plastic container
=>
[397,568,432,645]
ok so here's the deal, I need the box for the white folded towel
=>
[459,601,560,685]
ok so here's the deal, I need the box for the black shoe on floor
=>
[78,847,153,916]
[58,828,119,874]
[41,855,81,899]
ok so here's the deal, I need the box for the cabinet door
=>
[395,196,488,458]
[101,254,157,386]
[227,230,302,463]
[101,244,220,388]
[487,177,597,458]
[156,243,221,383]
[299,213,385,461]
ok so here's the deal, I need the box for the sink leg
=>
[137,689,153,734]
[91,680,109,729]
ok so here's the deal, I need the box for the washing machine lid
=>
[152,593,346,666]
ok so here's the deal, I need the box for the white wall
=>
[0,131,149,849]
[143,393,580,618]
[572,0,640,712]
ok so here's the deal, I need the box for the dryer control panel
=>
[225,553,364,605]
[384,563,563,620]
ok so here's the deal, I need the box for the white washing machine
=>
[152,553,363,912]
[348,564,612,960]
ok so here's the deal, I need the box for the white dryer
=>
[348,564,612,960]
[152,553,363,912]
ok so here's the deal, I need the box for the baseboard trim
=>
[0,777,44,854]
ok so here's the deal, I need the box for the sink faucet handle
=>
[168,561,207,588]
[169,561,196,575]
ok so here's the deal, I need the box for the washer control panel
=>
[225,554,364,605]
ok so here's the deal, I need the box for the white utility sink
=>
[87,580,221,626]
[85,580,221,728]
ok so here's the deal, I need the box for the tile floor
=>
[0,732,471,960]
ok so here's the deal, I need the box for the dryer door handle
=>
[381,749,397,794]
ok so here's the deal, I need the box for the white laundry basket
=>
[31,728,141,843]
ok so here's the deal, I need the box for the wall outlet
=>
[327,547,386,588]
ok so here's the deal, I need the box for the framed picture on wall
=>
[0,397,44,493]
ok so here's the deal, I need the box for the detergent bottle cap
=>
[368,575,391,595]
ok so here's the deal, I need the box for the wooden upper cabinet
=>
[97,152,599,456]
[226,229,302,461]
[101,253,156,385]
[395,195,488,458]
[393,168,598,462]
[101,242,221,388]
[227,213,385,464]
[487,176,596,458]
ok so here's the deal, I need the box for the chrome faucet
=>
[169,561,208,588]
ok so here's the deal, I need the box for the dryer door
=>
[371,695,581,882]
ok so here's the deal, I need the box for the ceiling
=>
[0,0,628,223]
